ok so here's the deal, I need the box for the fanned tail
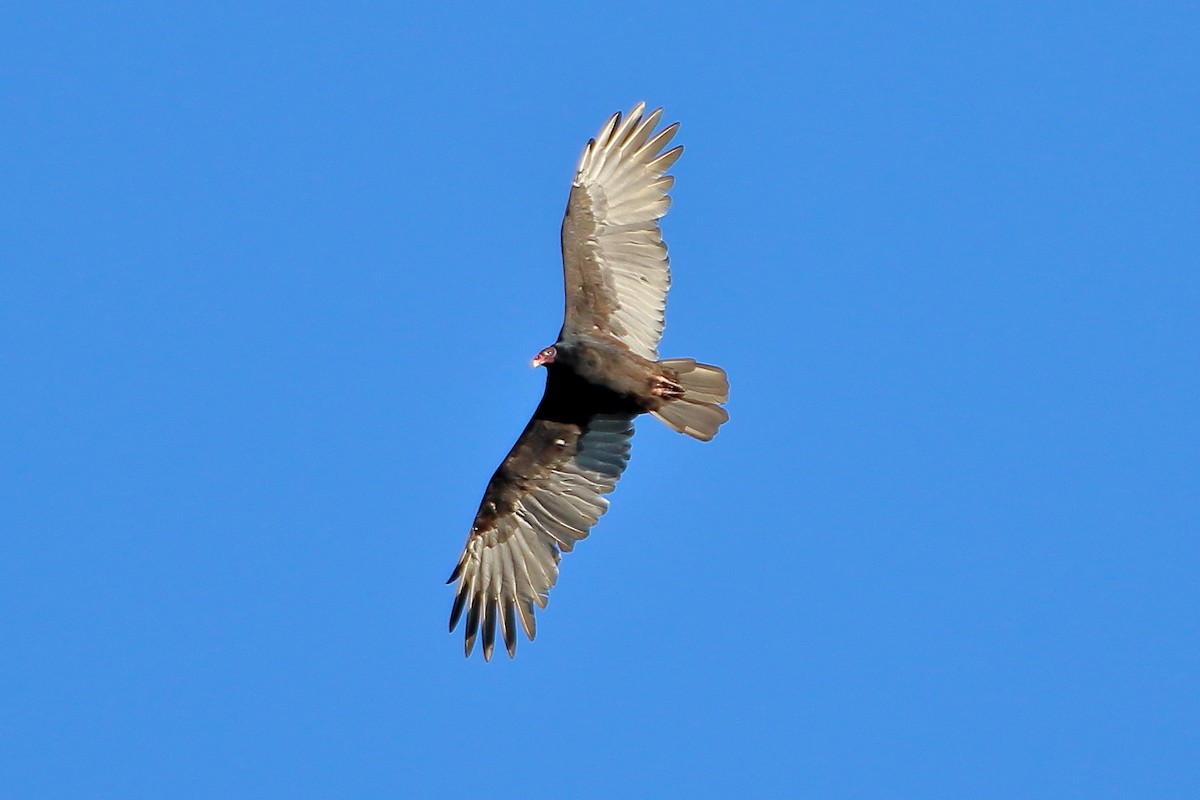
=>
[650,359,729,441]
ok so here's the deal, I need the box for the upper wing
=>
[560,103,682,360]
[448,402,635,660]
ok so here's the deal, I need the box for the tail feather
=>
[650,359,729,441]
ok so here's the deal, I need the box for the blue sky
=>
[2,2,1197,797]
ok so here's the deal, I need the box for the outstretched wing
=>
[560,103,681,360]
[448,392,635,660]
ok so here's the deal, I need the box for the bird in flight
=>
[448,103,729,660]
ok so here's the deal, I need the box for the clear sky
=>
[2,2,1197,798]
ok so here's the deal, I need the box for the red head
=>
[531,345,557,368]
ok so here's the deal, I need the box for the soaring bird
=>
[448,104,729,660]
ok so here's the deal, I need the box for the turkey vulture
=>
[448,103,729,660]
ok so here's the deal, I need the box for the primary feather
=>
[561,101,679,360]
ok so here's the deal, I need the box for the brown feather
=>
[447,362,637,658]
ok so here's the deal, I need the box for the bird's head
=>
[531,345,557,368]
